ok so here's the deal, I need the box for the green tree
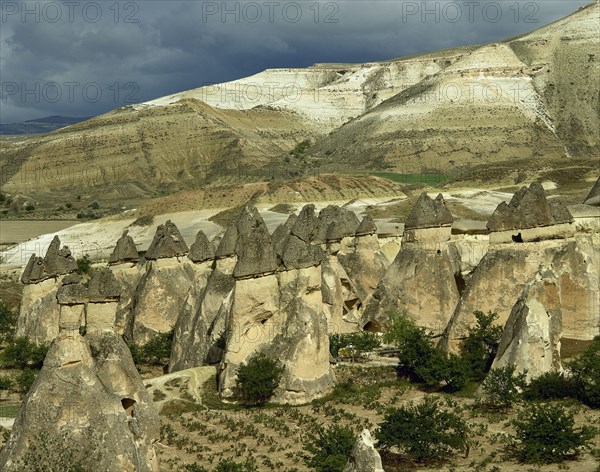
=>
[568,335,600,408]
[141,330,174,365]
[480,365,527,412]
[329,332,381,359]
[214,458,257,472]
[235,352,284,405]
[382,311,447,387]
[460,311,502,381]
[303,424,355,472]
[0,337,48,369]
[16,368,38,393]
[523,371,577,401]
[510,403,595,463]
[76,254,93,275]
[376,397,470,463]
[0,299,17,342]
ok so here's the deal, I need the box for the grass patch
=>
[0,403,20,418]
[372,172,448,186]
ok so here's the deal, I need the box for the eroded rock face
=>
[215,223,238,258]
[108,230,139,264]
[314,205,360,244]
[132,258,194,344]
[343,429,384,472]
[405,193,453,230]
[0,332,160,472]
[584,176,600,206]
[144,220,188,260]
[187,230,215,263]
[363,244,460,334]
[272,214,297,263]
[219,266,335,404]
[487,182,573,232]
[492,273,562,379]
[281,234,325,270]
[21,236,77,284]
[16,278,61,345]
[355,215,377,236]
[233,205,278,278]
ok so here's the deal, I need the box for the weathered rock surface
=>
[314,205,360,244]
[132,258,194,344]
[272,213,297,262]
[21,236,77,284]
[343,429,384,472]
[584,176,600,206]
[363,244,460,334]
[88,269,121,302]
[170,257,235,372]
[219,266,335,404]
[187,230,215,263]
[405,193,453,230]
[281,234,325,270]
[0,332,160,472]
[16,278,61,345]
[487,182,573,232]
[321,257,362,333]
[355,215,377,236]
[144,220,188,260]
[492,273,562,379]
[233,205,278,278]
[108,230,139,264]
[215,223,238,258]
[291,204,319,243]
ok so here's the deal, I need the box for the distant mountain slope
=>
[0,2,597,199]
[0,116,92,135]
[309,1,599,171]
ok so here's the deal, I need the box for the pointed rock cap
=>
[188,230,215,263]
[62,273,82,285]
[355,215,377,236]
[233,205,278,278]
[215,222,238,258]
[487,182,573,231]
[108,230,139,264]
[20,236,77,284]
[291,204,319,243]
[405,193,454,230]
[87,268,121,302]
[584,177,600,206]
[144,220,188,260]
[281,234,325,270]
[314,205,360,243]
[326,221,344,242]
[272,213,297,259]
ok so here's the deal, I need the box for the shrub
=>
[16,368,38,393]
[480,365,527,412]
[235,352,284,405]
[376,397,470,462]
[510,403,595,463]
[0,299,17,342]
[140,330,174,364]
[65,202,73,209]
[214,458,257,472]
[382,311,447,387]
[443,353,471,393]
[0,375,13,391]
[0,337,48,369]
[89,200,100,210]
[329,331,381,359]
[568,336,600,408]
[182,464,208,472]
[460,311,502,381]
[523,371,577,401]
[0,192,5,204]
[25,202,35,212]
[303,424,355,472]
[76,254,93,275]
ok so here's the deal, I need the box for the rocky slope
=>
[1,3,597,199]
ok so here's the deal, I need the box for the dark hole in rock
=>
[454,274,466,296]
[121,398,136,417]
[363,321,382,333]
[512,233,523,243]
[437,249,442,255]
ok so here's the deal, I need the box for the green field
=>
[371,172,448,185]
[0,404,20,419]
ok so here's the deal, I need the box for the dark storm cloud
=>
[0,0,591,122]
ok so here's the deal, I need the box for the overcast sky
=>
[0,0,591,123]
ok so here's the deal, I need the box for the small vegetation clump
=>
[75,254,93,275]
[235,352,284,405]
[568,335,600,408]
[479,365,527,412]
[460,311,502,381]
[376,397,470,463]
[129,329,174,366]
[303,424,355,472]
[329,331,381,360]
[509,403,596,463]
[523,371,577,401]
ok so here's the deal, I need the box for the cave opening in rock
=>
[363,321,382,332]
[454,273,466,296]
[121,398,136,417]
[512,232,523,243]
